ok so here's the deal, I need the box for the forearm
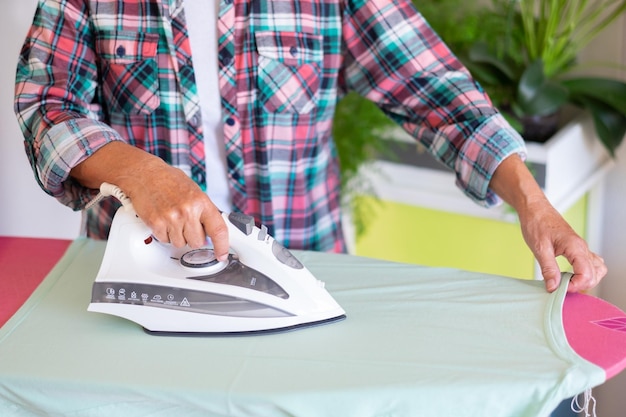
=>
[69,141,167,194]
[488,154,549,215]
[490,154,562,290]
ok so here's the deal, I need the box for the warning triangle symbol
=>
[180,298,191,307]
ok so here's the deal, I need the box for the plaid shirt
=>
[15,0,525,252]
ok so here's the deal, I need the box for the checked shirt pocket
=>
[255,31,323,114]
[96,31,160,116]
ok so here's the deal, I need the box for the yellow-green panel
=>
[556,193,589,273]
[354,196,535,279]
[354,193,589,281]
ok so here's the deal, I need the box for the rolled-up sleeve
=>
[14,0,124,210]
[341,0,526,207]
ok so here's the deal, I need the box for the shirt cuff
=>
[37,118,124,209]
[454,112,527,208]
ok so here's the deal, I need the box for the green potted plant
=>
[459,0,626,155]
[333,91,396,236]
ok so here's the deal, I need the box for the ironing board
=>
[0,236,72,328]
[1,238,625,417]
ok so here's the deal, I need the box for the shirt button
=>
[224,0,233,4]
[289,46,298,56]
[193,172,206,187]
[225,117,235,126]
[116,45,126,57]
[190,114,201,128]
[219,53,233,66]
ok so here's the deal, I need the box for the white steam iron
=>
[87,183,346,335]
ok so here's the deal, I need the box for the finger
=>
[151,206,188,248]
[146,217,170,244]
[566,265,594,293]
[183,219,208,249]
[567,253,607,293]
[563,240,597,292]
[203,212,229,261]
[567,273,595,293]
[594,254,608,280]
[166,224,187,248]
[534,246,561,293]
[542,267,561,293]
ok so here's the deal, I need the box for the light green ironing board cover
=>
[0,239,604,417]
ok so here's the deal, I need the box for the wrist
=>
[490,154,547,213]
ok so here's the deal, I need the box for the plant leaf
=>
[467,42,517,81]
[561,77,626,115]
[463,61,510,86]
[517,59,546,104]
[333,92,395,184]
[575,96,626,157]
[517,60,568,116]
[521,82,569,116]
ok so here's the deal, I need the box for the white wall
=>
[0,0,81,239]
[586,16,626,305]
[596,129,626,417]
[589,14,626,417]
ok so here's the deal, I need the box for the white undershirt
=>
[185,0,231,211]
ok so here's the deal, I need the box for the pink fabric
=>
[563,292,626,380]
[0,237,71,327]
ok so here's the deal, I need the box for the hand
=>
[516,198,607,293]
[124,161,230,260]
[489,154,607,292]
[71,141,230,260]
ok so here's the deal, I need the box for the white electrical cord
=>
[85,182,134,213]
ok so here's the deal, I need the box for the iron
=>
[87,184,346,335]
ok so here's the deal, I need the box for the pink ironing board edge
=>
[0,237,72,328]
[563,292,626,380]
